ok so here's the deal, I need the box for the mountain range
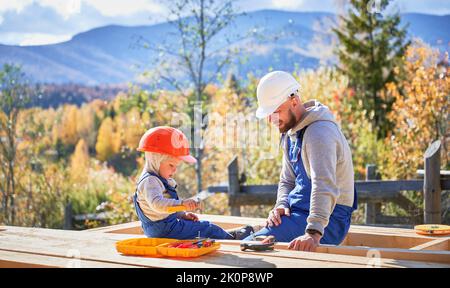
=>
[0,10,448,85]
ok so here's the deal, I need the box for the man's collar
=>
[287,100,317,138]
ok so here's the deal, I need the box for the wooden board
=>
[1,226,448,268]
[83,215,450,265]
[0,250,138,268]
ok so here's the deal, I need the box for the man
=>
[245,71,357,252]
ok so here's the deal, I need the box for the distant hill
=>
[28,83,128,108]
[1,10,448,85]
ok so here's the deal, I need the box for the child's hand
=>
[181,212,199,222]
[182,199,199,211]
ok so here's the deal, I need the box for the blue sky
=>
[1,0,449,46]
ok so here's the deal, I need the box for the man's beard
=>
[278,109,297,133]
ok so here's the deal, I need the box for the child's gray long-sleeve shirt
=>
[136,174,184,221]
[275,100,355,236]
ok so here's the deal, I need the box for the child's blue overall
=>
[244,127,357,244]
[133,171,234,240]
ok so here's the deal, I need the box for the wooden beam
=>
[228,156,241,216]
[3,226,449,268]
[216,241,448,268]
[424,140,442,224]
[0,250,139,268]
[316,244,450,265]
[216,240,450,266]
[410,239,449,251]
[86,221,143,234]
[0,226,375,268]
[229,193,276,206]
[63,202,73,230]
[365,165,380,224]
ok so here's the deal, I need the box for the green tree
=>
[0,64,32,225]
[333,0,410,138]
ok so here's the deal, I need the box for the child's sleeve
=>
[139,176,183,213]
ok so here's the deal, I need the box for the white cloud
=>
[19,33,72,46]
[0,0,80,19]
[0,0,34,13]
[0,14,3,25]
[271,0,306,10]
[39,0,81,19]
[0,32,72,45]
[85,0,165,17]
[0,0,164,20]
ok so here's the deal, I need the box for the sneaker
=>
[228,225,254,240]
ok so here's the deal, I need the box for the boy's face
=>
[159,157,182,179]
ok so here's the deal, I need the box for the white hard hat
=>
[255,71,301,119]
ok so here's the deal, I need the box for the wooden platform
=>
[1,214,449,268]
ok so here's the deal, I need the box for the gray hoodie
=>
[276,100,355,236]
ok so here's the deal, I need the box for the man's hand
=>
[181,212,199,221]
[288,233,321,252]
[266,207,290,227]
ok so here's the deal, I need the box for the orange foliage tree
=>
[381,41,449,179]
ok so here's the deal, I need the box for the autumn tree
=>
[70,138,90,183]
[95,117,119,162]
[382,41,449,179]
[59,105,79,146]
[76,104,96,149]
[0,64,32,225]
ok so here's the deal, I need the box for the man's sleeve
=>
[304,123,340,236]
[275,140,296,209]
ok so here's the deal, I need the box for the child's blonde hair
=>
[144,152,176,175]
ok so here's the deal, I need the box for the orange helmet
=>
[137,126,197,163]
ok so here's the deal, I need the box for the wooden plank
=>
[217,240,450,267]
[86,215,437,240]
[344,232,436,249]
[87,215,445,247]
[87,221,144,234]
[0,226,370,268]
[6,226,448,268]
[4,225,449,267]
[0,227,232,268]
[410,239,449,251]
[348,225,434,238]
[84,218,450,265]
[0,250,138,268]
[317,244,450,265]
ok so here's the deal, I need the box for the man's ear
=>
[290,95,299,107]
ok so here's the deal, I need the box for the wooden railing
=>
[64,140,449,229]
[208,140,449,225]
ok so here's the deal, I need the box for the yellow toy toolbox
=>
[115,238,221,258]
[115,238,178,257]
[157,241,221,258]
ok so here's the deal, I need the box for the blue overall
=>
[133,171,234,240]
[244,127,358,244]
